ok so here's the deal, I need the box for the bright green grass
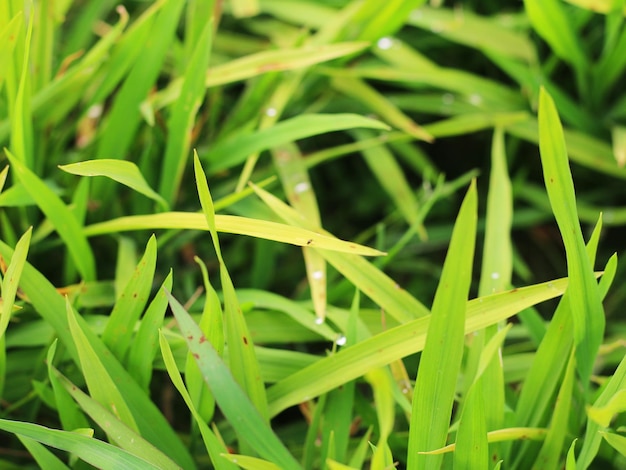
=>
[1,1,626,469]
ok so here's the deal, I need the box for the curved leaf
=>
[83,212,385,256]
[59,159,168,210]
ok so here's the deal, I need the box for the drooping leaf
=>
[59,160,168,210]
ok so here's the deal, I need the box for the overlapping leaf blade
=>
[407,181,477,469]
[165,291,301,468]
[537,87,605,384]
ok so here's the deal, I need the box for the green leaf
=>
[59,159,168,210]
[204,113,390,173]
[267,276,574,417]
[231,0,260,17]
[83,212,385,256]
[66,297,139,433]
[612,125,626,167]
[566,439,578,470]
[94,0,185,187]
[31,5,129,128]
[0,231,195,468]
[16,435,69,470]
[0,227,31,339]
[0,420,161,470]
[479,127,513,295]
[333,77,432,141]
[465,127,511,463]
[50,367,180,470]
[194,154,268,420]
[220,454,282,470]
[271,142,327,321]
[164,290,302,469]
[101,235,157,362]
[4,149,96,281]
[337,66,525,111]
[249,182,430,322]
[46,341,91,433]
[0,14,22,89]
[508,118,626,179]
[532,349,577,470]
[563,0,626,13]
[159,15,213,206]
[455,326,511,470]
[126,271,173,391]
[158,331,238,470]
[235,289,338,342]
[9,7,34,167]
[537,87,605,384]
[417,427,548,455]
[408,6,535,62]
[0,165,8,193]
[407,181,477,469]
[524,0,587,69]
[587,389,626,427]
[185,258,218,422]
[353,128,427,236]
[348,0,428,42]
[511,246,613,469]
[600,432,626,457]
[147,42,370,111]
[365,368,396,469]
[577,351,626,468]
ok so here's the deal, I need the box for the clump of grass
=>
[1,1,625,469]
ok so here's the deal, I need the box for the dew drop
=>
[265,107,277,117]
[335,335,347,346]
[87,104,103,119]
[491,272,500,280]
[377,37,394,50]
[315,317,324,325]
[294,181,310,194]
[469,93,483,105]
[442,93,455,105]
[312,270,324,280]
[422,179,433,194]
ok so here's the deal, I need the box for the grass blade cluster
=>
[0,2,623,469]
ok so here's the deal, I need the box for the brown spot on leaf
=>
[258,62,281,73]
[199,335,206,344]
[243,336,248,345]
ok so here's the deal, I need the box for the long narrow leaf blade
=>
[266,277,572,417]
[83,212,384,256]
[4,150,96,281]
[165,290,301,469]
[538,87,605,384]
[408,181,477,469]
[59,160,168,210]
[0,420,161,470]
